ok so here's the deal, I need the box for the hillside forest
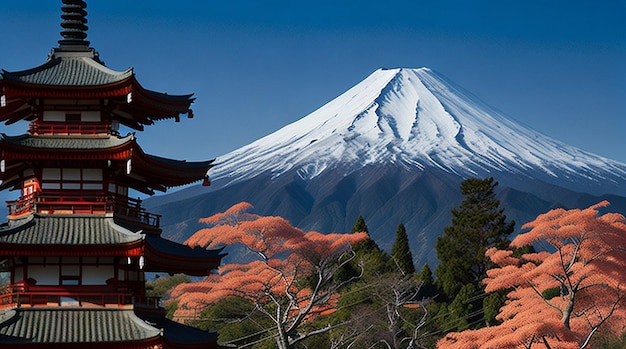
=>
[147,177,626,348]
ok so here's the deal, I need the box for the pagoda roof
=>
[1,55,133,86]
[0,52,195,129]
[0,133,214,193]
[0,132,133,151]
[136,309,218,348]
[0,214,144,256]
[0,214,224,274]
[0,308,161,345]
[143,234,225,276]
[134,152,215,193]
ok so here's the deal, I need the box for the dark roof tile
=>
[0,308,160,344]
[0,215,143,245]
[1,57,132,86]
[0,133,133,150]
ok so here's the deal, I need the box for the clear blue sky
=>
[1,0,624,164]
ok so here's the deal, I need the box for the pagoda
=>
[0,1,224,348]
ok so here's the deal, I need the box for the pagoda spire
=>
[57,0,90,49]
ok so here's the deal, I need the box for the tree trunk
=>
[276,324,291,349]
[561,295,575,330]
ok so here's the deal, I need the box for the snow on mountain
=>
[210,67,626,196]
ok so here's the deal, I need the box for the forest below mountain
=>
[149,177,626,349]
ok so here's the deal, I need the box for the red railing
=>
[0,283,135,309]
[111,195,161,228]
[6,192,161,228]
[28,122,113,136]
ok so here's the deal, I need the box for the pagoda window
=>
[41,168,61,189]
[41,168,103,191]
[43,111,66,122]
[83,257,114,285]
[0,272,8,287]
[81,111,101,122]
[108,183,128,197]
[42,110,102,123]
[36,110,106,135]
[60,257,81,285]
[25,257,115,286]
[0,259,9,288]
[27,257,58,285]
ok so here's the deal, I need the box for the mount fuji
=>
[146,68,626,266]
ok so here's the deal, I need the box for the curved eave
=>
[129,143,215,190]
[136,310,218,349]
[0,134,134,191]
[132,79,195,109]
[0,134,214,193]
[143,235,224,276]
[109,80,195,128]
[0,161,32,191]
[1,75,194,127]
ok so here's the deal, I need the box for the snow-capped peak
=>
[210,67,626,195]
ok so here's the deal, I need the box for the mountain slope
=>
[210,68,626,196]
[146,67,626,266]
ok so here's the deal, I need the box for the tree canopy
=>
[168,202,368,349]
[438,201,626,349]
[435,177,514,297]
[391,223,416,275]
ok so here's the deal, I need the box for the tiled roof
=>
[0,215,143,246]
[136,310,218,346]
[0,133,133,150]
[0,308,160,344]
[145,234,224,260]
[0,56,132,86]
[145,153,216,170]
[142,234,224,276]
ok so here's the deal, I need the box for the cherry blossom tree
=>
[169,202,368,349]
[438,201,626,349]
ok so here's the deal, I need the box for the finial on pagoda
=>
[57,0,90,49]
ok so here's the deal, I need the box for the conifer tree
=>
[391,223,416,275]
[417,264,434,286]
[417,263,438,298]
[351,215,368,234]
[432,177,513,336]
[435,177,514,297]
[341,215,389,280]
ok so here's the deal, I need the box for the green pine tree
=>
[391,223,416,275]
[336,215,388,282]
[432,177,514,334]
[417,263,437,298]
[351,214,369,233]
[435,177,514,297]
[447,283,477,331]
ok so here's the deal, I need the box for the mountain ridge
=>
[144,67,626,266]
[208,67,626,197]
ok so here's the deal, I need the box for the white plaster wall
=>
[42,111,65,122]
[82,265,114,285]
[81,111,100,122]
[29,265,59,285]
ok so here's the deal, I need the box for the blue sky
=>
[1,0,624,164]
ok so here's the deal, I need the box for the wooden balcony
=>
[6,192,161,228]
[0,282,161,309]
[28,121,116,136]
